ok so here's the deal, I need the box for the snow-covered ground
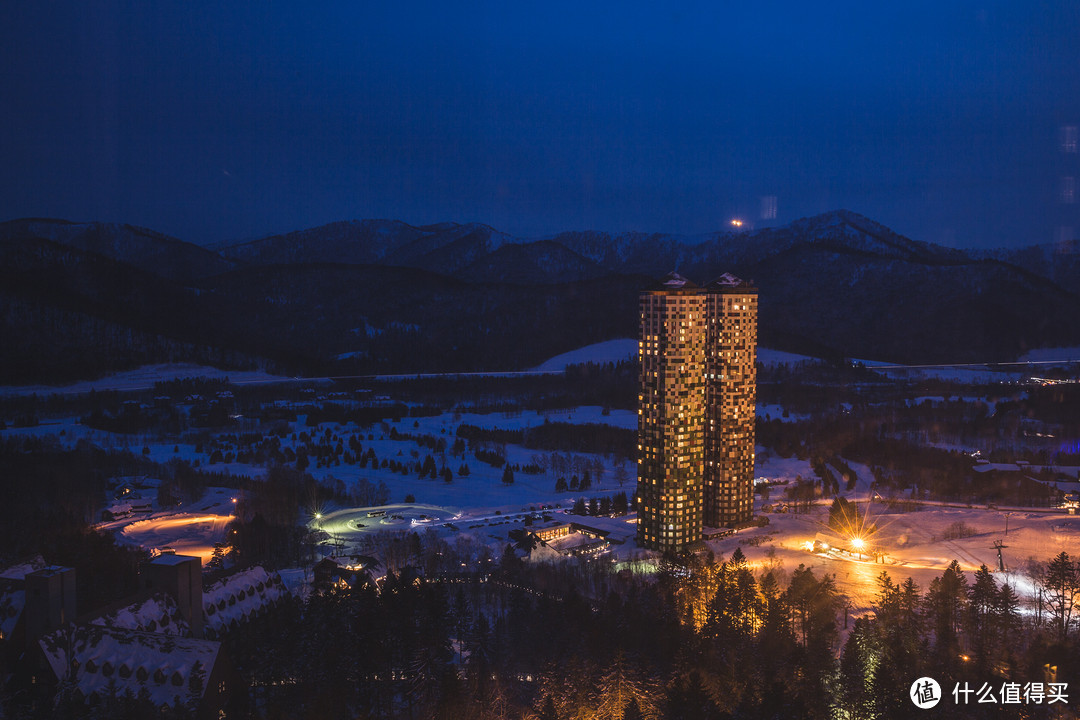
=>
[532,339,638,371]
[704,499,1080,616]
[1018,346,1080,363]
[756,404,808,422]
[757,348,817,367]
[0,364,296,397]
[852,358,1028,384]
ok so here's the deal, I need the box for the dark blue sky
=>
[3,2,1079,248]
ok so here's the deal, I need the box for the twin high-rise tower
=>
[636,272,758,552]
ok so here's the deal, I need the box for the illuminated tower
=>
[636,273,707,552]
[636,272,758,552]
[704,274,758,526]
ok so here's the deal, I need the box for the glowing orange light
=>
[731,219,744,227]
[851,537,866,551]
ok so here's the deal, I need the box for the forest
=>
[20,533,1080,720]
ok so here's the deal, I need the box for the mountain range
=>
[1,211,1078,384]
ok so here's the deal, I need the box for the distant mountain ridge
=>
[1,211,1078,383]
[214,209,983,278]
[0,218,237,282]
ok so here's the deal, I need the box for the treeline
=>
[758,413,1065,504]
[132,540,1080,720]
[0,294,263,385]
[163,542,855,719]
[326,359,638,415]
[568,492,630,517]
[457,420,636,460]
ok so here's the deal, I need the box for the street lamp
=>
[851,536,866,559]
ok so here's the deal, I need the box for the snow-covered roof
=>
[707,272,756,291]
[38,625,220,708]
[644,272,702,293]
[88,592,190,637]
[662,272,691,288]
[711,272,743,287]
[203,567,287,636]
[0,555,46,580]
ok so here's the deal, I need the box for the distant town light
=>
[730,219,744,227]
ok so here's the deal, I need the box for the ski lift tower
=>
[992,539,1008,573]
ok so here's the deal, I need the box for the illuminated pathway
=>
[315,503,460,540]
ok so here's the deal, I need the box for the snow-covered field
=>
[14,406,639,559]
[532,339,820,372]
[11,378,1080,617]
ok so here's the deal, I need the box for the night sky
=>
[3,2,1079,248]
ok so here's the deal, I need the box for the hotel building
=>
[637,272,758,552]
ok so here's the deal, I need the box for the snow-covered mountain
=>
[2,210,1078,383]
[213,209,980,282]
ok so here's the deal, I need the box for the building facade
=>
[637,272,758,552]
[704,274,758,527]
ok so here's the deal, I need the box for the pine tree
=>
[1045,551,1078,639]
[613,491,628,515]
[594,652,659,720]
[538,694,560,720]
[994,581,1021,654]
[966,564,999,672]
[838,618,877,720]
[925,560,967,679]
[187,660,205,708]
